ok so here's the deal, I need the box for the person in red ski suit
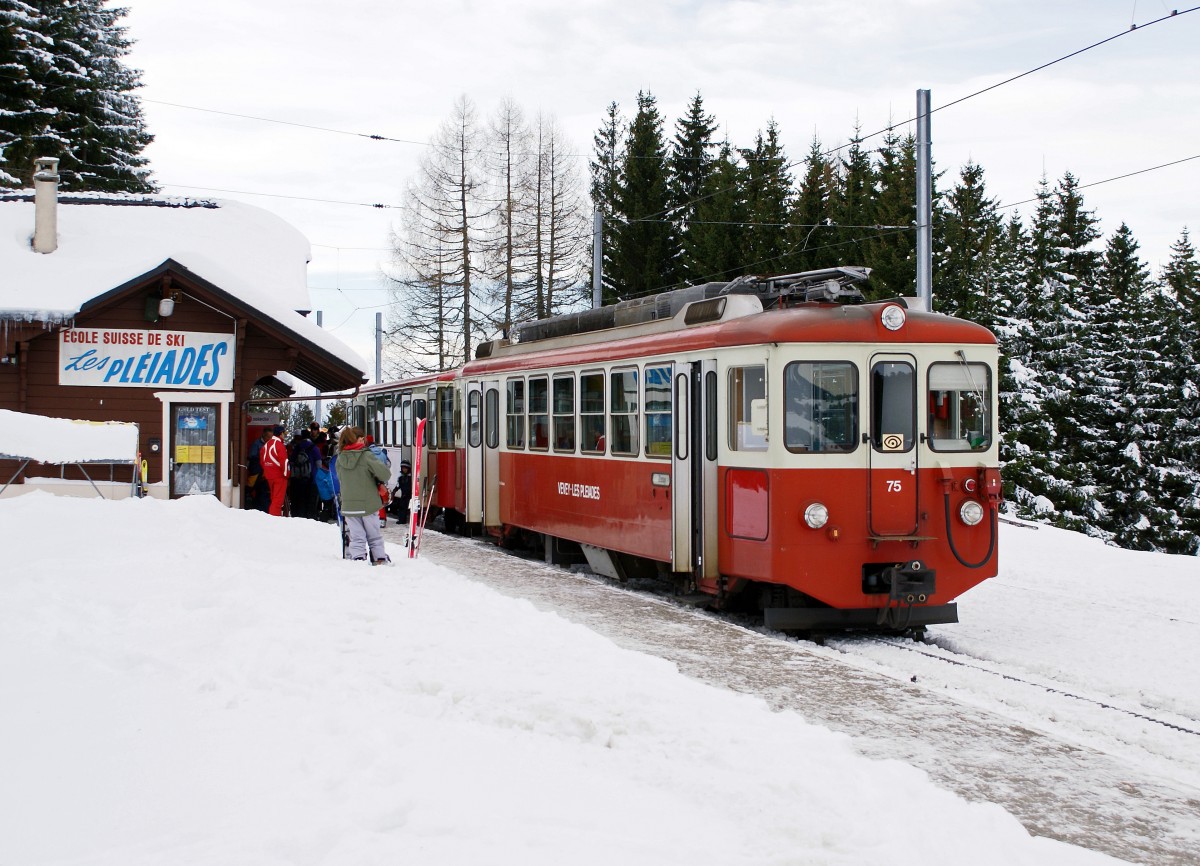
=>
[261,424,290,516]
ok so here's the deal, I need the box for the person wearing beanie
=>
[332,426,392,564]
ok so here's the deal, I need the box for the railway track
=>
[850,635,1200,737]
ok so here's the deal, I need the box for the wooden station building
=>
[0,159,368,505]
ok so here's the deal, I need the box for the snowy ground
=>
[2,493,1194,865]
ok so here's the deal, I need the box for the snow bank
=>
[0,407,138,463]
[0,494,1121,865]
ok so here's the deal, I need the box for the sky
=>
[116,0,1200,372]
[3,484,1197,864]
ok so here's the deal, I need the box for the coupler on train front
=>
[761,559,957,634]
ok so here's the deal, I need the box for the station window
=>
[644,364,672,458]
[580,371,605,453]
[553,374,576,452]
[784,362,858,453]
[528,376,549,450]
[610,368,639,456]
[506,378,526,449]
[729,365,768,451]
[927,362,992,452]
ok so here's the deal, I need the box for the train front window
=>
[928,361,992,452]
[644,364,672,459]
[870,361,915,452]
[784,362,858,453]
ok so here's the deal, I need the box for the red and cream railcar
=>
[362,269,1001,630]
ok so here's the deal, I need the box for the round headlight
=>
[959,499,985,526]
[804,502,829,529]
[880,304,906,331]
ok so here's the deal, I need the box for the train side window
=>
[927,362,991,451]
[644,363,672,459]
[580,371,605,453]
[528,377,549,451]
[729,365,768,451]
[370,395,385,445]
[438,387,455,450]
[506,378,526,449]
[467,388,482,448]
[485,388,499,449]
[553,374,576,452]
[426,389,438,448]
[705,370,717,462]
[610,368,639,456]
[784,362,858,453]
[401,397,412,446]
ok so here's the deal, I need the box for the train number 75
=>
[885,479,903,493]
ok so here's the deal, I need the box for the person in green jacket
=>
[333,426,392,564]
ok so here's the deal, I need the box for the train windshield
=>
[784,362,858,453]
[927,362,992,452]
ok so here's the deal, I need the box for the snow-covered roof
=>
[0,194,368,378]
[0,408,138,463]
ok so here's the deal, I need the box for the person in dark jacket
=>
[333,426,392,564]
[287,430,321,520]
[389,460,412,523]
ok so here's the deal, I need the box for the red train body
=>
[357,269,1001,631]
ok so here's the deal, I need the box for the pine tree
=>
[608,91,678,300]
[937,161,1004,325]
[787,135,837,272]
[668,91,718,269]
[0,0,49,185]
[1162,227,1200,312]
[739,119,791,275]
[865,129,917,299]
[1,0,154,191]
[1054,171,1102,302]
[1081,224,1154,545]
[589,101,624,301]
[680,142,744,283]
[832,125,875,290]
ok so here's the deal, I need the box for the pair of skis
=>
[407,418,429,558]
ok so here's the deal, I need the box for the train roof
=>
[462,299,996,377]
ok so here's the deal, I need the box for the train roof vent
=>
[511,265,871,345]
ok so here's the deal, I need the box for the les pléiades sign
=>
[59,328,234,390]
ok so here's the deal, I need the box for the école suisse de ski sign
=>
[59,328,235,390]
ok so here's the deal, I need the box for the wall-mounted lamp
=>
[158,295,176,317]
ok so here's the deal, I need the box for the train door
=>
[464,380,484,523]
[671,360,718,579]
[867,353,919,536]
[483,380,501,529]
